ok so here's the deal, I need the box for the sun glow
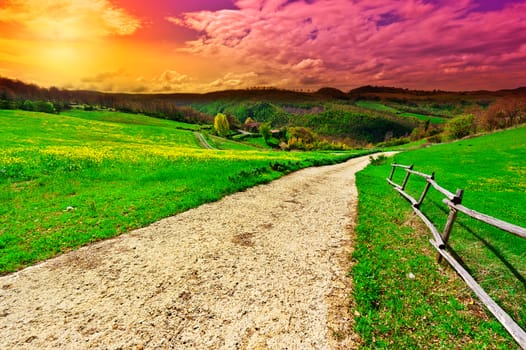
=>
[41,46,78,62]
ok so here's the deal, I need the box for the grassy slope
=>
[64,109,204,130]
[0,109,368,274]
[243,136,275,149]
[204,134,262,151]
[398,112,445,124]
[355,100,399,113]
[356,100,445,124]
[1,109,202,149]
[353,126,526,348]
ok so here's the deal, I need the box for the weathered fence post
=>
[437,189,464,262]
[388,164,396,181]
[401,164,414,190]
[416,172,435,209]
[387,165,526,346]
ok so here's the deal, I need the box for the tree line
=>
[0,77,213,124]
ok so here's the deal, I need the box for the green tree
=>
[21,100,34,111]
[214,113,230,137]
[34,100,57,114]
[259,122,271,142]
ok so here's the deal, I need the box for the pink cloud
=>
[169,0,526,90]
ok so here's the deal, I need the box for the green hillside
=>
[0,109,369,274]
[192,100,419,144]
[353,126,526,348]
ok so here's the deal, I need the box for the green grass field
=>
[0,109,368,274]
[353,126,526,348]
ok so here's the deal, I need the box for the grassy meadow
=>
[0,109,369,274]
[353,126,526,348]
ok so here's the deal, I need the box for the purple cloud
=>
[170,0,526,90]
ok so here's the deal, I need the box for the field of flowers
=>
[0,109,369,273]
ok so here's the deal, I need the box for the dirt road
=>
[194,132,215,150]
[0,155,374,349]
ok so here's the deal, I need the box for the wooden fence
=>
[387,163,526,349]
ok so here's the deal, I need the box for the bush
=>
[21,100,34,111]
[369,154,387,165]
[286,127,317,143]
[446,114,475,140]
[0,99,15,109]
[427,134,443,143]
[377,137,410,148]
[34,101,57,114]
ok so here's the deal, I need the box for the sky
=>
[0,0,525,93]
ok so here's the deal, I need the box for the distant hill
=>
[2,76,524,145]
[2,76,524,106]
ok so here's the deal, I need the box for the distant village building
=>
[243,122,262,133]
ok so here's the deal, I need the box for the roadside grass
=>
[242,136,275,149]
[0,109,369,274]
[352,126,526,348]
[390,138,429,150]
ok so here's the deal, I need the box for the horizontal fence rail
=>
[387,163,526,349]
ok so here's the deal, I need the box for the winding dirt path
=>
[0,155,374,349]
[194,132,215,150]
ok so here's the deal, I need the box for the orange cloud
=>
[0,0,141,40]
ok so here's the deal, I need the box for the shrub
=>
[369,154,387,165]
[446,114,475,140]
[21,100,34,111]
[377,137,410,148]
[427,134,443,143]
[34,101,57,114]
[0,99,15,109]
[286,127,317,144]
